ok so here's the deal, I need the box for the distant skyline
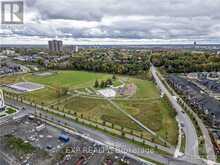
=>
[1,0,220,45]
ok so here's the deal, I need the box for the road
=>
[178,91,216,162]
[4,98,203,165]
[150,66,200,161]
[0,154,9,165]
[153,67,216,162]
[178,78,216,161]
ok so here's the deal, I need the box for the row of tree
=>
[94,74,117,88]
[94,79,113,88]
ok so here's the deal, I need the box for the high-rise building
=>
[48,40,63,52]
[75,45,79,53]
[0,89,5,111]
[63,45,79,53]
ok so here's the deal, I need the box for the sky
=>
[1,0,220,45]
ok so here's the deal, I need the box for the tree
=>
[55,86,69,97]
[94,80,99,88]
[100,80,105,88]
[106,79,113,86]
[112,74,116,80]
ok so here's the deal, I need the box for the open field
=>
[22,71,113,103]
[0,70,178,145]
[61,97,141,130]
[127,78,160,98]
[60,96,178,145]
[23,71,112,89]
[116,99,178,145]
[0,71,113,103]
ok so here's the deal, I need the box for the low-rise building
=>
[167,75,220,127]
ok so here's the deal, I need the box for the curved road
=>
[151,66,200,161]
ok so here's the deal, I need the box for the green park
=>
[0,70,178,146]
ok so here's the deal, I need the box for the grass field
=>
[116,99,178,145]
[21,71,113,103]
[0,71,112,104]
[0,75,21,85]
[1,70,178,145]
[127,78,160,98]
[60,96,177,145]
[24,71,112,89]
[62,97,141,129]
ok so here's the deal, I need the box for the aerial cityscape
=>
[0,0,220,165]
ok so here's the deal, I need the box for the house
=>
[167,75,220,127]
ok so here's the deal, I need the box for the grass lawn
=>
[60,96,158,143]
[116,99,178,145]
[1,71,178,146]
[61,97,142,131]
[24,87,61,104]
[5,134,35,155]
[112,79,123,87]
[23,71,112,89]
[5,107,17,114]
[217,155,220,163]
[21,71,113,105]
[0,114,6,117]
[1,71,113,105]
[0,75,22,84]
[127,78,160,98]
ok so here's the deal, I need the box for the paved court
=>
[98,88,116,98]
[7,82,44,92]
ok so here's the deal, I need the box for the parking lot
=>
[0,116,146,165]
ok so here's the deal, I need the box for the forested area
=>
[151,52,220,73]
[48,49,150,76]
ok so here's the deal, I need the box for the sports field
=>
[0,70,178,145]
[24,71,112,89]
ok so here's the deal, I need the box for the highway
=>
[4,98,203,165]
[150,66,200,161]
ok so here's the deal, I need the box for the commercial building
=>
[48,40,63,52]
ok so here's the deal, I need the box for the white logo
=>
[1,1,23,24]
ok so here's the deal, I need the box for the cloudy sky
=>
[1,0,220,45]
